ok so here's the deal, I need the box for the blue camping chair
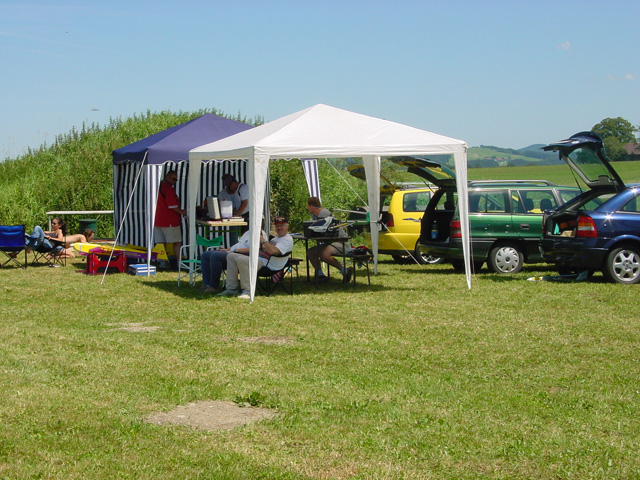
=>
[0,225,28,269]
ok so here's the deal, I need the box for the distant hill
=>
[468,145,560,168]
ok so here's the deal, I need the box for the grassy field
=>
[468,161,640,185]
[2,249,640,479]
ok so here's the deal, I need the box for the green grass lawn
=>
[468,161,640,185]
[2,251,640,479]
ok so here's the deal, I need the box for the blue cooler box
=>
[128,264,156,276]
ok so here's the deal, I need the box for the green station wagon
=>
[414,164,581,273]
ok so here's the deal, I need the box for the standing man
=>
[218,216,293,299]
[219,174,250,243]
[305,196,352,283]
[154,170,186,269]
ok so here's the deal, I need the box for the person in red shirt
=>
[154,170,186,267]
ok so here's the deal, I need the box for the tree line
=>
[591,117,639,161]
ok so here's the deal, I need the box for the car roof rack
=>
[395,182,436,190]
[468,179,557,187]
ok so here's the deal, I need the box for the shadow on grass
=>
[137,274,387,299]
[392,261,610,285]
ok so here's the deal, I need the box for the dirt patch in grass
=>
[146,400,279,431]
[238,336,295,345]
[107,322,160,333]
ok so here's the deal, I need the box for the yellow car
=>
[349,158,442,264]
[367,187,440,263]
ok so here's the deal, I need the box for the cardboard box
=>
[128,264,156,276]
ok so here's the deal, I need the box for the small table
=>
[196,218,247,245]
[291,233,351,284]
[346,252,374,285]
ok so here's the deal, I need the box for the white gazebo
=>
[188,104,471,301]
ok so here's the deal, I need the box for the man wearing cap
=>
[219,174,250,241]
[154,170,186,269]
[218,217,293,300]
[199,223,268,294]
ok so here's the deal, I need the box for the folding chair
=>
[178,234,224,286]
[256,251,296,296]
[32,238,66,267]
[0,225,28,269]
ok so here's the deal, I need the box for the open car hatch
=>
[347,164,395,195]
[389,156,457,188]
[542,131,625,192]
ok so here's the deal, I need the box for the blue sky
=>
[1,0,638,160]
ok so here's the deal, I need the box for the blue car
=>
[539,131,640,284]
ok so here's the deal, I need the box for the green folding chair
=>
[178,234,224,286]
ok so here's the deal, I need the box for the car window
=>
[567,147,612,183]
[579,192,615,210]
[619,195,640,213]
[559,189,581,204]
[403,192,431,212]
[469,191,507,213]
[516,189,556,214]
[511,191,525,213]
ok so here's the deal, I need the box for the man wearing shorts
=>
[154,170,186,268]
[305,196,352,283]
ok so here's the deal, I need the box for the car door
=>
[511,189,557,259]
[393,190,431,243]
[468,189,513,254]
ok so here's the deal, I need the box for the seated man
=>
[199,226,267,294]
[305,196,352,283]
[218,217,293,299]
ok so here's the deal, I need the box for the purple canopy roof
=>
[112,113,253,165]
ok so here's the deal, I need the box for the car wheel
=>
[487,244,523,274]
[413,243,443,265]
[603,245,640,284]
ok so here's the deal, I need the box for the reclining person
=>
[200,225,267,294]
[218,216,293,299]
[24,217,66,255]
[305,196,352,283]
[55,229,95,259]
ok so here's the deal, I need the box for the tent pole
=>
[363,155,381,275]
[102,155,147,284]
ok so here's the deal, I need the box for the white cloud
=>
[606,74,635,81]
[557,41,572,51]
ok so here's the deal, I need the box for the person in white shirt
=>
[218,217,294,299]
[199,227,267,293]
